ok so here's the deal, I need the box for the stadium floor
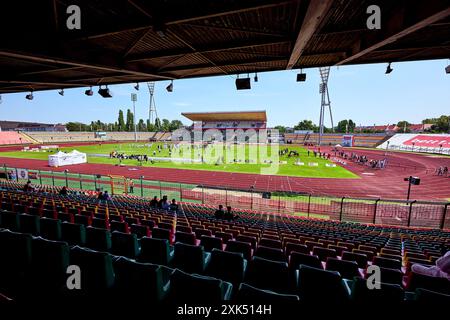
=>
[0,146,449,201]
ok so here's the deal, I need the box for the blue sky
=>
[1,59,449,127]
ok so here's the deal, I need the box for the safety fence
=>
[1,165,449,229]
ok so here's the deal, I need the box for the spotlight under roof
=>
[134,83,139,90]
[98,86,113,98]
[445,65,450,74]
[385,62,393,74]
[235,77,251,90]
[58,89,64,96]
[296,73,306,82]
[166,80,173,92]
[25,91,34,100]
[85,86,94,96]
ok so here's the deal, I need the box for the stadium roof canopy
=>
[1,0,449,93]
[182,111,267,122]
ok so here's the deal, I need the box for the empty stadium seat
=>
[415,288,450,303]
[226,240,252,261]
[111,231,139,259]
[140,219,155,230]
[74,214,91,226]
[0,211,20,231]
[297,265,350,302]
[130,224,150,238]
[255,245,286,262]
[0,230,32,295]
[19,214,40,235]
[39,217,62,241]
[91,217,109,229]
[57,212,73,223]
[28,237,70,297]
[86,226,112,252]
[236,283,300,302]
[200,235,223,252]
[112,256,170,302]
[61,222,86,246]
[342,251,368,268]
[124,217,139,226]
[194,228,212,239]
[350,277,405,303]
[244,256,292,294]
[169,269,233,302]
[289,252,323,270]
[138,237,174,266]
[214,231,233,244]
[110,221,129,233]
[69,246,115,294]
[176,225,192,233]
[372,256,402,270]
[108,214,122,222]
[313,247,337,261]
[376,267,404,285]
[173,242,210,274]
[205,249,246,285]
[285,242,309,256]
[175,231,196,245]
[326,257,360,280]
[152,227,172,243]
[236,235,257,249]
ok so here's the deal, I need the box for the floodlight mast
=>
[147,82,158,127]
[318,67,334,146]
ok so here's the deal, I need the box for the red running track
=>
[0,147,449,201]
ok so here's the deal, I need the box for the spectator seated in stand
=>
[150,196,158,208]
[59,186,68,195]
[158,195,169,210]
[224,206,236,221]
[215,205,225,219]
[169,199,179,212]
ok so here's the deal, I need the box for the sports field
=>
[0,143,357,179]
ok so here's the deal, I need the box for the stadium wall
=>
[378,134,450,155]
[24,131,172,143]
[285,133,389,147]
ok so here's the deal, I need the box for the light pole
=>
[131,93,138,142]
[404,176,420,201]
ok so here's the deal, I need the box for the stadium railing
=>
[1,165,449,230]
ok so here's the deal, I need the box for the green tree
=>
[397,121,411,133]
[169,120,183,131]
[147,123,156,132]
[336,120,348,133]
[294,120,317,132]
[118,110,125,131]
[137,119,146,131]
[65,122,88,131]
[425,115,450,133]
[161,119,171,131]
[126,109,134,132]
[348,119,356,133]
[274,125,286,134]
[154,118,161,131]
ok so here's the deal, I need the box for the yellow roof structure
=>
[182,111,267,122]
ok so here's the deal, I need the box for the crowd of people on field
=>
[110,151,149,162]
[436,166,449,176]
[335,150,387,169]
